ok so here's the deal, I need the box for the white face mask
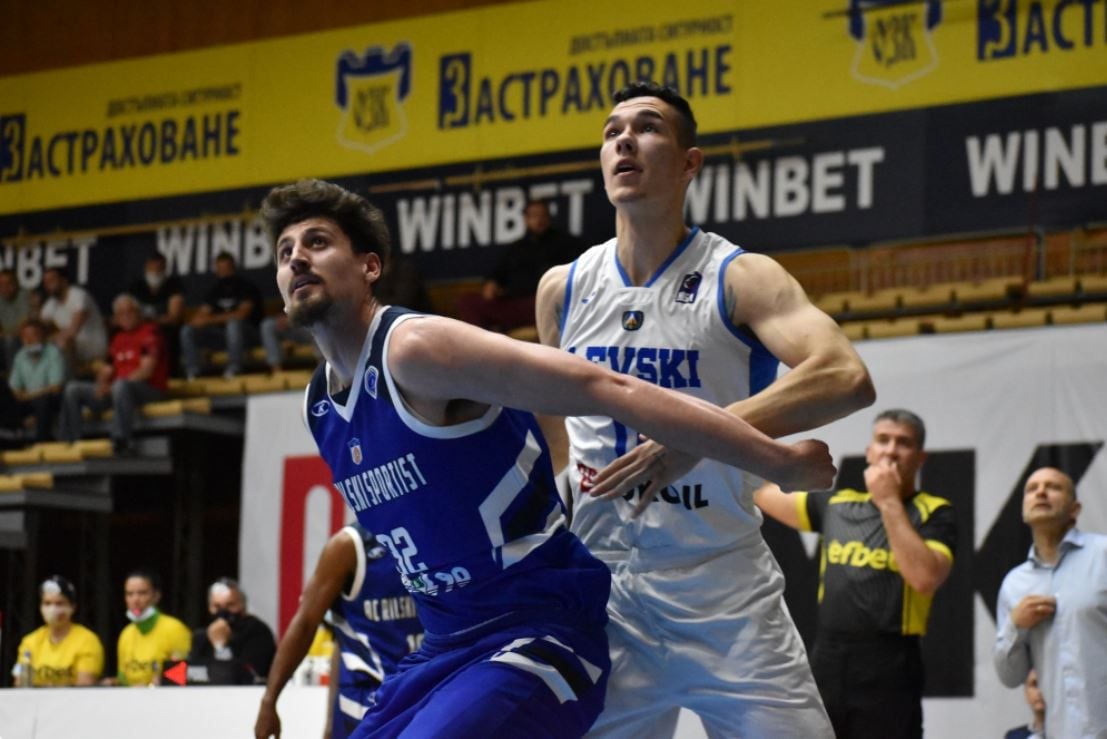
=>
[126,605,157,623]
[41,604,72,625]
[145,271,166,290]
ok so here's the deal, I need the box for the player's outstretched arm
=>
[255,532,356,739]
[387,316,836,492]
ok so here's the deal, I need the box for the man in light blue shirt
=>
[4,318,66,441]
[994,466,1107,738]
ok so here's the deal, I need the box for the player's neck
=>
[614,205,690,286]
[313,297,380,388]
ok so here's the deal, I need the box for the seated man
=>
[60,293,168,453]
[40,266,108,370]
[0,268,32,370]
[1,319,65,441]
[188,578,276,685]
[179,252,262,379]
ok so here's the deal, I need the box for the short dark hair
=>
[43,266,70,283]
[40,575,77,604]
[125,568,162,592]
[214,251,236,265]
[612,81,698,148]
[260,179,392,270]
[145,252,167,266]
[874,408,926,449]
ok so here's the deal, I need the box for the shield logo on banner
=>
[335,43,413,155]
[348,438,363,466]
[847,0,941,89]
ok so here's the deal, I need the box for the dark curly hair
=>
[260,179,392,270]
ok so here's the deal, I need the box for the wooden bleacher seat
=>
[507,326,540,343]
[954,276,1020,305]
[196,377,246,396]
[0,472,54,493]
[1080,273,1107,296]
[1,446,42,466]
[991,309,1050,330]
[277,370,314,389]
[845,288,901,314]
[241,374,287,394]
[814,292,850,315]
[839,322,866,341]
[37,442,84,463]
[900,284,955,311]
[141,398,213,417]
[864,320,919,339]
[72,439,113,458]
[1051,303,1107,326]
[929,314,989,334]
[1026,275,1078,300]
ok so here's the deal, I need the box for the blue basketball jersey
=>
[328,523,423,727]
[305,307,610,638]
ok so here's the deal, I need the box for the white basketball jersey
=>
[561,228,780,569]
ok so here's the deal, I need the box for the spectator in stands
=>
[0,319,65,441]
[40,266,108,370]
[259,312,314,373]
[1004,669,1045,739]
[13,575,104,687]
[110,569,191,687]
[60,293,168,454]
[0,268,32,370]
[128,252,185,373]
[188,577,276,685]
[457,200,580,332]
[180,251,263,379]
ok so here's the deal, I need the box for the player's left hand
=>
[590,437,700,518]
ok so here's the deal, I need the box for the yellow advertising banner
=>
[0,0,1103,215]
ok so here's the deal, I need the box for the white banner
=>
[240,324,1107,737]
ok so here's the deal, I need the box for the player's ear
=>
[364,252,382,284]
[683,146,704,182]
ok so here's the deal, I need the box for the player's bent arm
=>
[388,317,834,491]
[752,483,805,530]
[726,255,875,438]
[535,264,570,348]
[256,533,356,739]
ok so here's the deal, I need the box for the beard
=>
[287,291,334,328]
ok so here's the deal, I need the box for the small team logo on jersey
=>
[348,438,363,465]
[310,400,331,417]
[675,271,703,304]
[367,543,387,560]
[622,311,644,331]
[364,366,379,398]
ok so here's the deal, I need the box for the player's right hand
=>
[255,703,281,739]
[778,439,836,492]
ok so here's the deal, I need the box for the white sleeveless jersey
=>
[561,228,780,569]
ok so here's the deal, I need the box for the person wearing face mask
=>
[187,577,276,685]
[127,253,185,374]
[0,318,65,441]
[13,575,104,686]
[111,569,191,686]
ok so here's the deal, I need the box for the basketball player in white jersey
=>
[536,82,876,737]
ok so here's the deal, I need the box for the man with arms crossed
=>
[994,466,1107,738]
[261,178,835,737]
[756,409,956,738]
[537,81,875,737]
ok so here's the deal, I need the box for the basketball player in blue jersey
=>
[255,523,422,739]
[536,81,876,738]
[259,178,837,738]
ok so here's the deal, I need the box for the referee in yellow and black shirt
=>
[755,409,956,739]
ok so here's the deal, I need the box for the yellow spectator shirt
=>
[116,612,191,686]
[16,624,105,686]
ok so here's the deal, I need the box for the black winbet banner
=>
[1,85,1104,312]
